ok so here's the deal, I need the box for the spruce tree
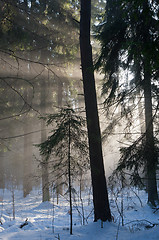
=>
[96,0,159,205]
[37,106,89,234]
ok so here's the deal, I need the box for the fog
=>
[0,0,146,197]
[0,45,128,196]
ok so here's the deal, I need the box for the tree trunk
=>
[68,118,73,234]
[142,0,158,206]
[80,0,111,221]
[143,61,158,205]
[41,76,50,202]
[56,79,63,204]
[23,116,32,197]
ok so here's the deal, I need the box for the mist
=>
[0,0,148,197]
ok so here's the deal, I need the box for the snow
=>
[0,187,159,239]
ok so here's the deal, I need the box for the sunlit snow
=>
[0,187,159,240]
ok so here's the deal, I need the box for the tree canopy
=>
[96,0,159,205]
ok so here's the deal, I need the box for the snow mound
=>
[33,201,53,210]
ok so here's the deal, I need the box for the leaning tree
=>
[80,0,111,221]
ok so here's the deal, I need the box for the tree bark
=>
[143,60,158,205]
[80,0,111,221]
[142,0,158,206]
[23,115,32,197]
[41,76,50,202]
[56,79,63,204]
[68,118,73,234]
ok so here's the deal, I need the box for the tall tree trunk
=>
[41,77,50,202]
[142,0,158,206]
[56,79,63,204]
[23,115,32,197]
[143,60,158,205]
[80,0,111,221]
[68,118,73,234]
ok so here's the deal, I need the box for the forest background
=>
[0,0,159,226]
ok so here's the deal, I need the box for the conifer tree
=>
[96,0,159,205]
[37,106,89,234]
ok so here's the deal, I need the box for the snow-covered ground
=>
[0,187,159,239]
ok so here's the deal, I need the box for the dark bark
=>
[80,0,111,221]
[22,0,32,198]
[143,61,158,205]
[142,0,158,205]
[68,119,73,234]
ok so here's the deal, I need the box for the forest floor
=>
[0,186,159,239]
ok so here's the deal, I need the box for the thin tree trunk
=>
[56,79,63,204]
[80,0,111,221]
[23,116,32,197]
[68,118,73,234]
[41,76,50,202]
[41,114,50,202]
